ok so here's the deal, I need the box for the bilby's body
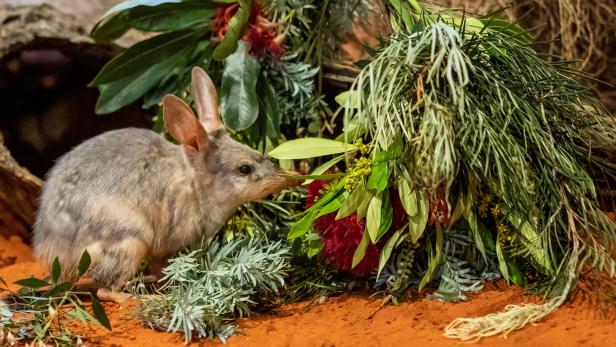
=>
[33,68,298,302]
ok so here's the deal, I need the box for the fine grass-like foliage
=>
[138,237,290,344]
[0,252,110,346]
[270,2,616,339]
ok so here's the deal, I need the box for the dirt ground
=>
[0,235,614,347]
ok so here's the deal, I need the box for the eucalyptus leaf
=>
[377,227,403,278]
[366,161,388,192]
[508,214,554,275]
[288,212,316,240]
[306,234,323,259]
[51,258,61,284]
[336,183,368,220]
[495,237,510,281]
[78,250,91,277]
[92,2,214,42]
[90,28,205,86]
[220,42,261,131]
[356,188,374,220]
[14,277,48,289]
[397,179,416,216]
[91,294,112,330]
[95,52,187,114]
[366,193,382,242]
[45,282,73,297]
[408,190,429,243]
[102,0,181,18]
[375,189,393,242]
[352,230,370,269]
[269,138,358,160]
[315,193,346,218]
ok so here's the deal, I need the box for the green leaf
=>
[309,180,345,212]
[419,224,443,291]
[220,42,261,131]
[261,77,281,140]
[306,233,323,259]
[366,161,389,192]
[449,193,465,226]
[78,251,91,277]
[336,183,368,220]
[91,294,112,330]
[375,189,393,242]
[315,192,346,218]
[408,190,429,243]
[388,0,414,30]
[366,193,382,242]
[90,28,205,86]
[495,238,510,281]
[268,138,358,160]
[397,179,416,216]
[91,11,131,43]
[304,154,345,185]
[477,220,496,251]
[102,0,181,18]
[356,188,374,220]
[93,3,213,43]
[508,214,554,275]
[51,257,61,283]
[14,277,48,289]
[377,228,403,278]
[352,230,370,268]
[335,90,360,109]
[465,209,486,261]
[337,118,366,142]
[129,4,214,33]
[95,51,187,114]
[288,212,316,240]
[480,17,533,44]
[213,0,252,61]
[45,282,73,297]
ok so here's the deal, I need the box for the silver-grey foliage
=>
[139,237,290,344]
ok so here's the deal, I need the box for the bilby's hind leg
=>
[90,238,148,304]
[96,288,132,304]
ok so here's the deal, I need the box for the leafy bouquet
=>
[270,0,616,339]
[90,0,329,149]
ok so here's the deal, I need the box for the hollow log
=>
[0,133,41,239]
[0,1,144,238]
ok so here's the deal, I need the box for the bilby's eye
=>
[238,164,253,176]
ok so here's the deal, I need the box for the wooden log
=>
[0,1,144,238]
[0,132,41,239]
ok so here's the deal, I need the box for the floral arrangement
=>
[51,0,616,343]
[270,0,616,339]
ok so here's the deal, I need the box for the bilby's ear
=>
[191,67,224,133]
[163,94,209,154]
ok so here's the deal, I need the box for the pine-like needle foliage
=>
[139,237,290,343]
[340,7,616,338]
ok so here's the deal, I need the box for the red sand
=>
[0,235,614,347]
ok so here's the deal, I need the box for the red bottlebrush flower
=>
[306,180,407,277]
[213,3,240,40]
[212,2,284,58]
[428,185,449,226]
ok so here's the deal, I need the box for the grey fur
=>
[33,127,295,290]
